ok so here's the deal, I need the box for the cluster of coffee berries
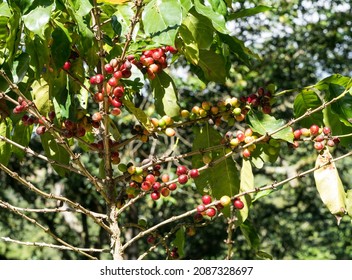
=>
[223,128,257,158]
[292,124,340,151]
[61,119,89,138]
[122,163,172,200]
[131,124,150,143]
[150,115,176,137]
[13,97,29,114]
[240,87,272,114]
[91,138,120,164]
[132,46,177,80]
[176,165,200,185]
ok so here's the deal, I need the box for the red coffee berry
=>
[205,207,216,218]
[145,174,156,184]
[104,63,114,74]
[233,198,244,210]
[293,129,302,140]
[62,61,71,71]
[189,169,199,178]
[168,183,177,191]
[141,181,152,191]
[176,165,188,176]
[202,195,212,205]
[150,191,160,201]
[152,182,161,191]
[323,127,331,135]
[177,174,188,184]
[310,124,320,136]
[196,204,206,213]
[314,141,324,151]
[36,125,46,135]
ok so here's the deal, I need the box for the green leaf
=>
[40,133,70,177]
[193,0,229,34]
[346,190,352,219]
[247,111,294,143]
[172,226,185,258]
[229,5,273,20]
[113,4,136,40]
[11,53,30,84]
[293,89,324,128]
[12,121,32,160]
[198,49,226,83]
[315,74,352,89]
[22,5,53,37]
[256,250,273,260]
[326,83,352,127]
[142,0,182,45]
[108,117,121,141]
[323,106,352,148]
[123,99,152,130]
[72,0,93,17]
[150,71,180,118]
[218,33,259,66]
[240,219,260,250]
[51,26,72,70]
[192,124,240,217]
[314,149,346,223]
[0,118,12,165]
[111,15,122,36]
[182,10,214,50]
[31,79,51,115]
[236,159,253,224]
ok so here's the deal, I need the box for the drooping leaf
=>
[240,219,260,250]
[197,49,227,83]
[346,190,352,220]
[123,99,152,130]
[236,158,254,224]
[326,83,352,127]
[192,123,240,217]
[256,250,273,260]
[12,120,32,159]
[31,79,51,115]
[142,0,183,46]
[51,26,72,70]
[150,71,180,118]
[0,118,12,165]
[11,53,30,84]
[111,15,122,36]
[323,105,352,148]
[183,10,214,50]
[193,0,229,34]
[40,133,70,177]
[22,5,53,37]
[247,111,294,143]
[293,89,324,128]
[229,5,273,20]
[172,226,185,258]
[314,148,346,224]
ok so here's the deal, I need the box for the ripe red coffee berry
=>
[178,174,188,184]
[176,165,188,176]
[205,207,216,218]
[168,183,177,191]
[92,112,102,122]
[196,204,206,213]
[310,124,320,136]
[150,191,160,201]
[233,198,244,210]
[189,169,199,178]
[62,61,71,71]
[323,127,331,135]
[145,174,156,184]
[202,195,212,205]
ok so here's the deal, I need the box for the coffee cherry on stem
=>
[92,112,102,122]
[141,181,152,191]
[323,126,331,135]
[145,174,156,184]
[205,207,216,218]
[220,195,231,206]
[310,124,320,136]
[233,198,244,209]
[168,183,177,191]
[293,129,302,140]
[165,127,176,137]
[178,174,188,184]
[62,61,71,71]
[150,191,160,201]
[314,141,325,151]
[196,204,206,213]
[161,174,170,183]
[36,125,46,135]
[202,195,212,205]
[161,187,170,197]
[189,169,199,178]
[176,165,188,176]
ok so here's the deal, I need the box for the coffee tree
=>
[0,0,352,260]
